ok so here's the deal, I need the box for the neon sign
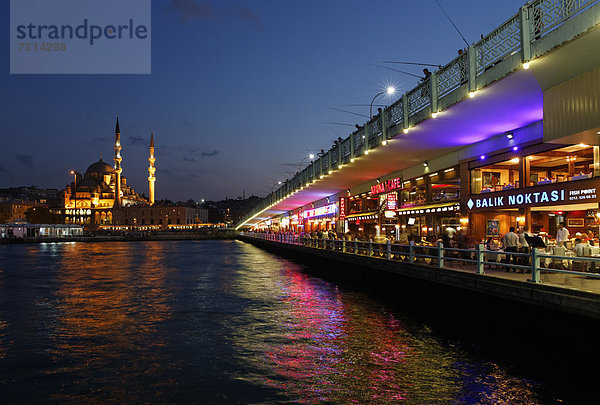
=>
[387,193,397,210]
[339,197,347,220]
[466,179,599,210]
[371,177,402,195]
[302,203,337,219]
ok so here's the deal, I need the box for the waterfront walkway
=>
[241,233,600,320]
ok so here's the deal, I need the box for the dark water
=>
[0,240,576,403]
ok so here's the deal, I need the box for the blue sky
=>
[1,0,526,201]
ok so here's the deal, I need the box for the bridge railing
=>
[242,232,600,288]
[236,0,600,230]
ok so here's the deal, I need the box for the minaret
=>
[148,132,156,205]
[113,116,122,208]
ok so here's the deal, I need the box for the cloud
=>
[201,150,219,157]
[15,154,34,169]
[127,135,146,145]
[167,1,263,29]
[183,156,196,162]
[87,135,113,145]
[235,6,264,30]
[167,0,212,21]
[83,99,97,107]
[160,168,176,178]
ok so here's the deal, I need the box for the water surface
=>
[0,240,563,403]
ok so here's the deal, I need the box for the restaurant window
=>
[430,173,460,202]
[348,196,378,213]
[471,157,521,194]
[526,144,594,187]
[400,178,427,207]
[349,198,363,213]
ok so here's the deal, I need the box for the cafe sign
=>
[371,177,402,195]
[466,178,600,210]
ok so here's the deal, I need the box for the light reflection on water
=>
[0,241,550,403]
[228,244,541,404]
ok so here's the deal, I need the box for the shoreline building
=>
[62,117,156,227]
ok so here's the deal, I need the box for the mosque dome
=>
[85,159,115,175]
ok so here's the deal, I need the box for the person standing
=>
[518,226,532,268]
[556,222,570,247]
[502,226,519,271]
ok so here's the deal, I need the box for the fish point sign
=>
[466,178,599,210]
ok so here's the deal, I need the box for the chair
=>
[573,246,591,272]
[551,246,567,269]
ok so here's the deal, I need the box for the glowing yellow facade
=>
[62,117,154,226]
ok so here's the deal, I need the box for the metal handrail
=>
[242,232,600,284]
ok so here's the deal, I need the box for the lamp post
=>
[370,86,395,119]
[271,181,283,193]
[298,153,315,172]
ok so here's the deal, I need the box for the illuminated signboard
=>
[466,179,599,210]
[371,177,402,195]
[302,203,337,219]
[387,193,397,210]
[339,197,347,220]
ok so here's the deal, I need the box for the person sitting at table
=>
[573,238,591,272]
[573,237,590,256]
[587,230,595,246]
[502,227,519,271]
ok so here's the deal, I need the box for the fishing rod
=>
[368,64,422,78]
[383,61,442,68]
[434,0,469,47]
[321,121,355,127]
[327,107,369,119]
[327,126,342,138]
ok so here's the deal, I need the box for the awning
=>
[345,211,378,220]
[397,201,460,215]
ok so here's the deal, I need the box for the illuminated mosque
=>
[62,117,156,226]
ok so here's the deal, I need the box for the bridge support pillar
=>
[520,6,532,64]
[402,93,409,129]
[430,72,438,115]
[468,44,476,93]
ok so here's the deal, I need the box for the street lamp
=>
[271,180,283,192]
[298,153,315,171]
[370,86,395,119]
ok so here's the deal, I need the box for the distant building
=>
[0,186,60,204]
[111,204,209,229]
[61,116,156,228]
[0,199,46,223]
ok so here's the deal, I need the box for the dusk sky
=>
[1,0,526,201]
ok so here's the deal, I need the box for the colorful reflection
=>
[230,243,542,404]
[49,242,173,402]
[0,240,552,403]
